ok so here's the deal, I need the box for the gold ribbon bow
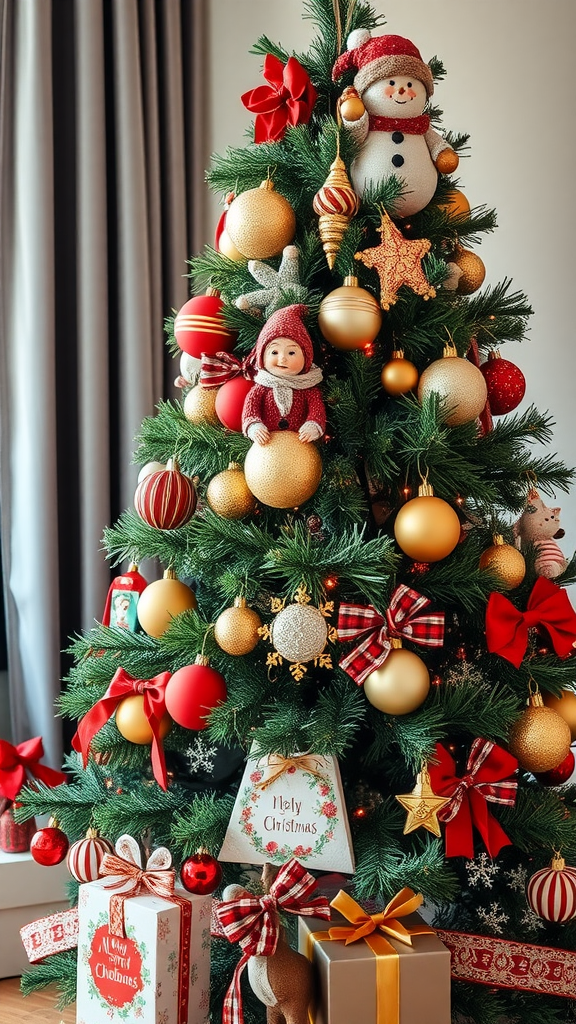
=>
[99,852,177,936]
[255,753,327,790]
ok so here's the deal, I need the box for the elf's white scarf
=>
[254,365,323,417]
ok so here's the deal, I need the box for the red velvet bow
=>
[0,737,67,801]
[486,576,576,669]
[72,668,171,790]
[241,54,317,143]
[216,857,330,1024]
[428,739,518,858]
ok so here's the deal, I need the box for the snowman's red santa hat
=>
[332,30,434,98]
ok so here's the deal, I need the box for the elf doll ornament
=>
[333,31,458,216]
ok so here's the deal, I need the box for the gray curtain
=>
[0,0,206,768]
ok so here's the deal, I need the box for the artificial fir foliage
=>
[17,2,576,1021]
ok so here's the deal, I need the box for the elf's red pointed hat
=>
[249,304,314,372]
[332,30,434,98]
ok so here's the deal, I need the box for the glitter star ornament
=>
[354,208,436,310]
[395,764,450,836]
[235,244,308,319]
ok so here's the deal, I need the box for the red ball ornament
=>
[174,289,237,359]
[215,377,253,432]
[180,850,223,895]
[164,656,227,731]
[67,829,114,882]
[527,853,576,922]
[535,750,575,786]
[30,823,69,866]
[480,351,526,415]
[134,458,197,530]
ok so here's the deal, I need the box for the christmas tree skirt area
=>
[0,850,69,978]
[0,978,75,1023]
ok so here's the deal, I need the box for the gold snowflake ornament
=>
[259,584,337,680]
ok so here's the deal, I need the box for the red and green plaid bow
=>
[338,584,444,685]
[215,857,330,1024]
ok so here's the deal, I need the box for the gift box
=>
[298,891,451,1024]
[76,873,211,1024]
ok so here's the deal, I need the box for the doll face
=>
[362,75,427,117]
[263,337,305,375]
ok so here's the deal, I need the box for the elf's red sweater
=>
[242,384,326,435]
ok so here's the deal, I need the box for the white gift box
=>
[76,875,211,1024]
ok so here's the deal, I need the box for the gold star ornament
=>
[355,208,436,311]
[395,764,450,837]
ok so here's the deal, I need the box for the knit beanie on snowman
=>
[332,30,434,98]
[249,303,315,372]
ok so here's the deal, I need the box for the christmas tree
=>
[19,2,576,1022]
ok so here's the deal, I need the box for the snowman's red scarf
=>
[368,114,430,134]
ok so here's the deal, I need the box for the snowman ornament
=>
[333,31,458,217]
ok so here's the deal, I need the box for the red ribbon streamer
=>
[241,54,317,143]
[485,576,576,669]
[215,857,330,1024]
[0,737,67,801]
[428,739,518,858]
[337,584,444,685]
[71,668,171,790]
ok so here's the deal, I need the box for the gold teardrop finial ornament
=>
[313,147,359,269]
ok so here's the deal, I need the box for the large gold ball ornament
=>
[479,535,526,590]
[394,485,461,562]
[318,275,382,351]
[438,189,470,219]
[508,692,572,773]
[183,384,220,426]
[381,350,419,395]
[137,571,197,638]
[206,462,257,519]
[453,247,486,295]
[271,602,328,663]
[418,343,487,426]
[364,646,430,715]
[244,431,322,509]
[115,695,172,745]
[225,179,296,260]
[339,94,366,121]
[543,689,576,741]
[214,597,262,656]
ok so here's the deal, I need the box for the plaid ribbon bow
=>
[200,350,251,389]
[215,857,330,1024]
[428,738,518,858]
[338,584,445,685]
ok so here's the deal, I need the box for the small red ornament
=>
[0,804,37,853]
[480,351,526,415]
[535,750,575,786]
[30,822,69,866]
[174,289,237,359]
[134,458,196,530]
[215,376,254,432]
[67,828,114,882]
[180,849,223,895]
[164,656,227,731]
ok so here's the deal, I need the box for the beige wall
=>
[204,1,576,556]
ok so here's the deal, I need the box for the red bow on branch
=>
[215,857,330,1024]
[72,668,171,790]
[241,54,317,143]
[199,351,252,389]
[337,584,445,685]
[0,737,67,801]
[486,576,576,669]
[428,739,518,859]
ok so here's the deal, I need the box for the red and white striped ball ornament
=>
[134,457,196,530]
[67,828,114,882]
[174,288,237,360]
[527,853,576,922]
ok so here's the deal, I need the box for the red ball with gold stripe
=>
[174,288,237,359]
[313,149,359,270]
[134,457,197,530]
[67,828,114,882]
[527,853,576,922]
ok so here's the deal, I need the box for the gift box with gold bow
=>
[76,834,211,1024]
[298,887,451,1024]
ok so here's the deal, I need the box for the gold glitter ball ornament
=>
[318,275,382,351]
[543,689,576,741]
[381,350,419,395]
[479,534,526,590]
[364,642,430,715]
[225,179,296,260]
[508,691,572,773]
[183,384,220,426]
[394,481,461,562]
[418,341,487,426]
[243,431,322,509]
[214,597,262,656]
[453,246,486,295]
[206,462,256,519]
[271,602,328,664]
[137,569,197,638]
[115,695,172,745]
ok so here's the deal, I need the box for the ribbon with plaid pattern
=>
[200,350,250,389]
[337,585,444,685]
[428,739,518,858]
[215,857,330,1024]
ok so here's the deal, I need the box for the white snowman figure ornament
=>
[333,31,459,217]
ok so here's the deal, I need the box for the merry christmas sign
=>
[219,747,355,873]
